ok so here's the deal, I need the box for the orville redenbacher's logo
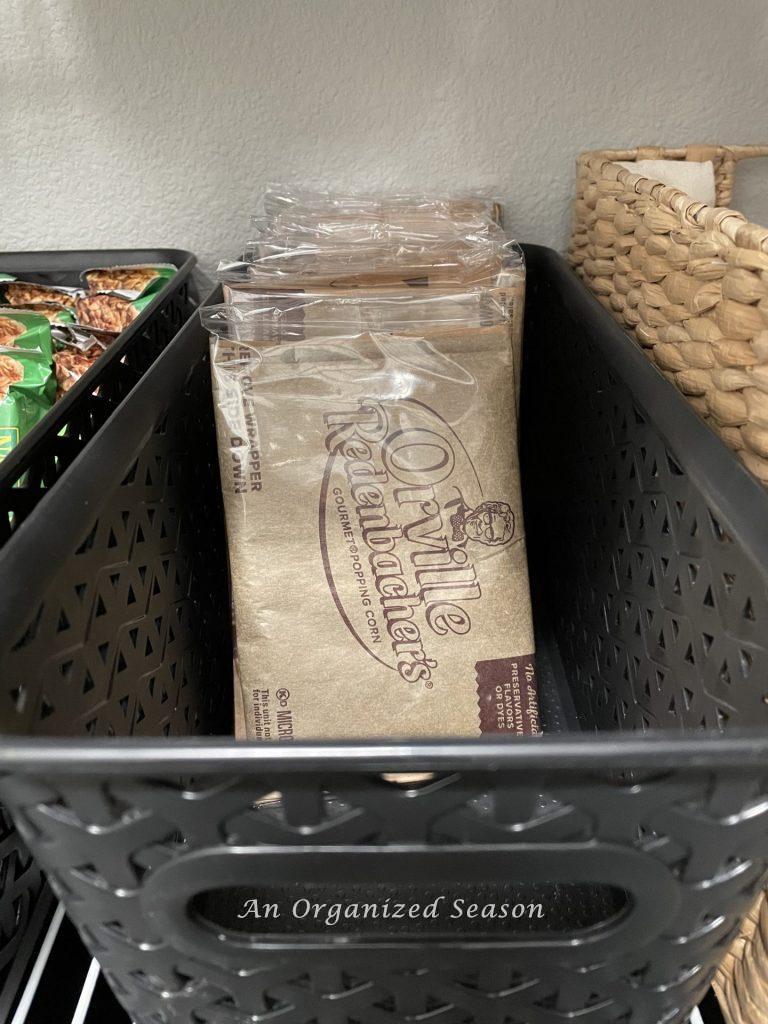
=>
[319,397,515,686]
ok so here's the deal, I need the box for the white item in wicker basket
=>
[616,160,716,205]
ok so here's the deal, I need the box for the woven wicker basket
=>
[714,890,768,1024]
[571,145,768,1022]
[569,144,768,484]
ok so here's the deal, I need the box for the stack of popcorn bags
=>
[201,187,539,742]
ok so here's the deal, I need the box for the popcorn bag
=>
[202,291,538,741]
[220,182,525,413]
[218,240,526,404]
[223,235,509,290]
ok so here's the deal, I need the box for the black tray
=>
[0,246,767,1024]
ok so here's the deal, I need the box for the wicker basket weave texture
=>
[570,144,768,1024]
[569,144,768,484]
[713,888,768,1024]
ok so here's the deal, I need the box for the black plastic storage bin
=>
[1,245,768,1024]
[0,248,198,1018]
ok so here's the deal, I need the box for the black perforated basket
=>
[0,248,198,1018]
[1,246,767,1024]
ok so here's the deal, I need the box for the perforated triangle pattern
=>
[521,255,768,737]
[0,349,232,739]
[1,764,768,1024]
[0,803,43,983]
[2,250,768,1024]
[0,269,203,1001]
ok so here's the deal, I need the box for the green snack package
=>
[52,307,76,324]
[2,280,81,309]
[75,291,154,332]
[81,264,175,299]
[0,310,54,355]
[0,311,55,461]
[0,302,75,325]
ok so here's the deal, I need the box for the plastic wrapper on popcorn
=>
[219,240,526,410]
[261,185,503,236]
[201,291,538,742]
[221,233,509,292]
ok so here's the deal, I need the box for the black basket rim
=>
[2,730,768,773]
[0,247,196,486]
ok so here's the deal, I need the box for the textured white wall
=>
[5,0,768,271]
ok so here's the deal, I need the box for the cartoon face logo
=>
[449,499,515,547]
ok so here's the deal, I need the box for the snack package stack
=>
[0,265,173,334]
[0,264,176,461]
[0,311,56,461]
[261,186,504,235]
[75,265,174,331]
[218,187,526,407]
[203,188,537,743]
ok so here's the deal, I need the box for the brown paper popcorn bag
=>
[202,292,538,741]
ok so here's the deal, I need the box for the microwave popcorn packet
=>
[220,234,511,291]
[220,185,525,408]
[201,290,538,742]
[261,185,503,235]
[217,239,526,408]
